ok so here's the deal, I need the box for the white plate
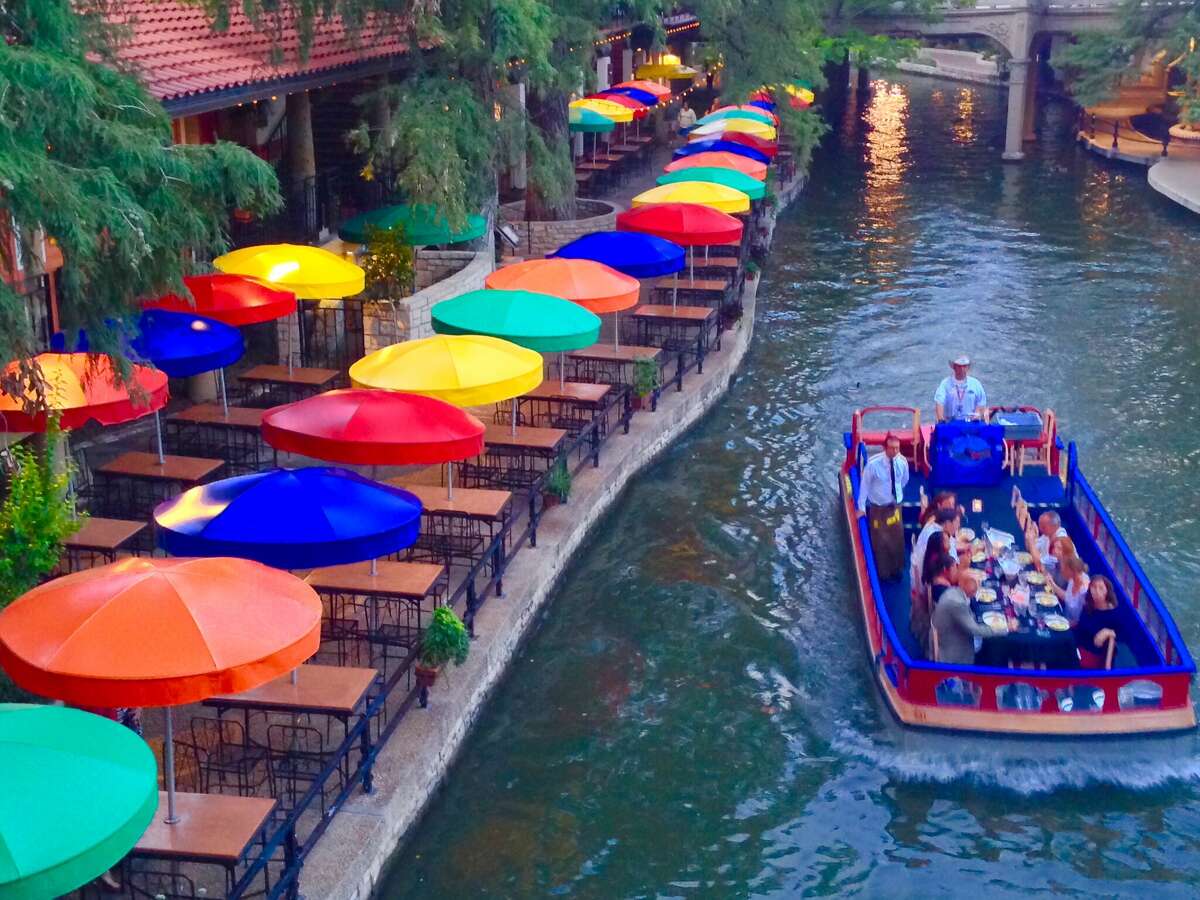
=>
[1044,614,1069,632]
[1036,592,1058,607]
[982,611,1007,629]
[976,587,997,603]
[1025,571,1046,585]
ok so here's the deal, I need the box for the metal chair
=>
[266,723,338,815]
[188,717,273,797]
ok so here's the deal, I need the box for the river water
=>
[380,75,1200,897]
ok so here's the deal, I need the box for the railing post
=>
[1089,113,1095,139]
[360,719,375,793]
[493,541,505,597]
[528,490,539,547]
[465,579,478,638]
[284,825,301,900]
[1162,131,1170,157]
[1111,119,1119,150]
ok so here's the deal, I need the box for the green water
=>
[379,76,1200,898]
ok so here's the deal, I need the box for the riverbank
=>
[1149,157,1200,215]
[299,175,806,899]
[1077,126,1200,216]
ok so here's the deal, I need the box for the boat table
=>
[63,517,148,570]
[129,792,277,896]
[458,423,568,492]
[94,451,225,518]
[387,481,514,568]
[968,559,1080,670]
[306,561,447,667]
[238,364,340,407]
[566,344,663,390]
[165,404,268,473]
[631,304,721,375]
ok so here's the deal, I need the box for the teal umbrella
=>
[338,204,487,246]
[431,288,601,389]
[0,704,157,899]
[657,166,766,200]
[568,108,616,133]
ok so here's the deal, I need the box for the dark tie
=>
[889,458,897,504]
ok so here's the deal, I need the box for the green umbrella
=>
[568,108,616,133]
[696,109,776,128]
[0,704,157,899]
[432,288,601,391]
[657,167,766,200]
[338,204,488,246]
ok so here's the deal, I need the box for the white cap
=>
[951,354,971,367]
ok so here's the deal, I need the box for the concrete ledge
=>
[1149,158,1200,215]
[897,59,1001,86]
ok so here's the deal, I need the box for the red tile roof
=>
[111,2,412,105]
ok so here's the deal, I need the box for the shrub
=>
[419,606,470,669]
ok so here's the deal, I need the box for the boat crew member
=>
[934,355,987,422]
[857,433,909,581]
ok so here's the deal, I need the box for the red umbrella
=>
[699,130,778,158]
[262,389,485,473]
[143,274,296,327]
[0,353,167,431]
[617,203,744,286]
[585,92,648,118]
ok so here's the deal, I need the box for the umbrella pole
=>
[511,399,518,438]
[673,283,678,310]
[614,312,620,350]
[155,410,165,465]
[447,464,454,502]
[219,369,229,419]
[164,708,180,824]
[287,311,294,376]
[371,557,378,576]
[690,247,694,283]
[292,667,298,685]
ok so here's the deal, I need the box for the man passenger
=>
[857,434,910,582]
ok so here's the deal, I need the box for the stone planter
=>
[1169,124,1200,144]
[499,199,619,259]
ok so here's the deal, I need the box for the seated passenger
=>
[912,508,965,589]
[1028,511,1069,577]
[1048,535,1078,589]
[931,568,1007,664]
[1075,575,1123,669]
[917,490,958,528]
[912,542,954,658]
[1049,554,1089,625]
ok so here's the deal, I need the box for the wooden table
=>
[165,404,268,471]
[306,560,446,602]
[576,161,611,172]
[482,423,567,454]
[455,423,568,493]
[94,451,224,518]
[519,382,616,440]
[632,305,720,375]
[567,344,663,388]
[206,665,377,718]
[692,256,740,270]
[131,792,276,892]
[389,482,513,523]
[238,364,339,406]
[628,135,655,145]
[655,276,730,293]
[388,481,514,569]
[63,517,148,569]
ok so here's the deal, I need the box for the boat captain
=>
[934,354,987,422]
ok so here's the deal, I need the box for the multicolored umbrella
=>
[631,181,751,215]
[351,334,544,407]
[663,152,769,180]
[611,80,672,99]
[262,389,485,468]
[144,274,296,326]
[585,92,648,118]
[657,167,765,200]
[570,98,633,123]
[673,139,771,165]
[569,107,616,133]
[697,107,777,127]
[213,244,365,300]
[691,118,777,140]
[600,86,659,106]
[550,231,685,279]
[431,289,601,353]
[155,468,423,570]
[337,204,487,247]
[0,704,157,899]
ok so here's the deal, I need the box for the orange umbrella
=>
[0,353,167,432]
[663,152,769,180]
[0,557,322,823]
[485,258,639,349]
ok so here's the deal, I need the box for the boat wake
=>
[832,724,1200,794]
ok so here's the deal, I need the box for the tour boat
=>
[839,406,1196,736]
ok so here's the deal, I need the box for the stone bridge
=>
[863,0,1127,159]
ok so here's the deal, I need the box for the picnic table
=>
[457,423,568,492]
[519,381,615,435]
[94,451,224,518]
[566,344,663,390]
[653,276,730,302]
[165,404,268,472]
[130,792,276,895]
[63,517,148,570]
[238,364,339,406]
[631,305,721,374]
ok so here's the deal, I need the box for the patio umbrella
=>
[351,335,543,418]
[635,56,699,80]
[631,182,751,215]
[143,274,296,326]
[697,107,777,127]
[748,98,775,112]
[585,92,648,118]
[0,557,321,824]
[261,389,485,497]
[569,107,616,162]
[672,140,771,165]
[692,130,778,158]
[570,99,633,123]
[432,288,601,390]
[550,231,685,278]
[0,704,157,899]
[611,80,672,99]
[338,204,487,247]
[663,151,769,180]
[155,467,423,570]
[691,118,777,140]
[657,167,766,200]
[617,203,744,286]
[214,243,365,374]
[600,87,659,107]
[486,258,640,351]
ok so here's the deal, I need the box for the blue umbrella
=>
[551,231,685,279]
[154,467,423,570]
[672,140,771,164]
[601,87,658,106]
[749,99,776,112]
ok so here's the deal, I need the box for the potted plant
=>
[631,357,659,411]
[745,260,760,281]
[414,605,470,707]
[543,458,572,508]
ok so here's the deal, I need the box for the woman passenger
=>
[1049,554,1089,625]
[1075,575,1123,668]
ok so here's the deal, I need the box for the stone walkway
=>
[1148,157,1200,216]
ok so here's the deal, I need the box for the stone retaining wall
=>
[499,199,618,259]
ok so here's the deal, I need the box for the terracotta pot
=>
[542,492,562,510]
[414,663,440,689]
[631,394,647,411]
[232,208,255,224]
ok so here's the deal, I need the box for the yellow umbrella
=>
[690,118,778,140]
[349,334,543,408]
[636,54,699,80]
[631,182,751,215]
[570,99,633,124]
[213,244,364,300]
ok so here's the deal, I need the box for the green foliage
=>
[361,225,415,298]
[0,0,281,384]
[745,259,760,276]
[0,421,78,610]
[545,457,572,500]
[632,357,659,398]
[419,605,471,669]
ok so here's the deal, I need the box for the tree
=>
[1054,0,1200,126]
[0,0,281,395]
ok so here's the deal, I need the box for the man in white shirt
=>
[857,434,910,581]
[1031,510,1069,576]
[912,507,964,588]
[934,355,987,422]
